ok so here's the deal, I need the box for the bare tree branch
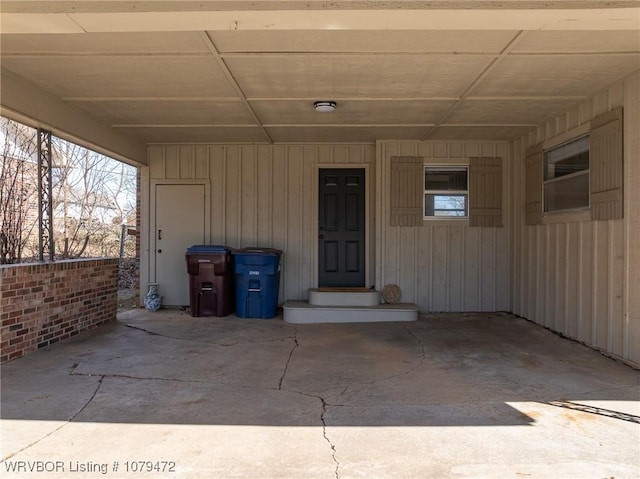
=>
[1,117,137,263]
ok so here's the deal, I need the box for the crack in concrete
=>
[124,323,296,347]
[71,375,105,419]
[7,324,415,474]
[283,389,339,478]
[320,397,340,479]
[69,329,301,389]
[334,323,427,401]
[78,361,344,479]
[70,369,309,392]
[402,323,427,369]
[367,322,426,381]
[71,370,210,384]
[1,374,105,463]
[278,326,299,390]
[69,359,222,385]
[547,400,640,424]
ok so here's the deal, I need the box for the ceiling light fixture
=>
[314,101,337,112]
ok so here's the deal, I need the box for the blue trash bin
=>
[232,247,282,319]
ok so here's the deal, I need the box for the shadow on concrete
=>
[3,311,639,478]
[2,311,638,429]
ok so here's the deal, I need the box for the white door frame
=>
[143,179,210,303]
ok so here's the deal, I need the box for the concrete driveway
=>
[2,310,639,479]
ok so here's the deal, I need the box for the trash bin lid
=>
[231,247,282,256]
[186,244,233,254]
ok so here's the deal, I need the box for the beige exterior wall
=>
[144,140,512,312]
[145,144,375,303]
[141,72,638,367]
[376,140,512,312]
[511,71,640,367]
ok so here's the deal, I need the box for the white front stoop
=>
[283,288,418,324]
[308,287,380,306]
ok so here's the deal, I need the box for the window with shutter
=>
[528,107,624,223]
[390,156,504,227]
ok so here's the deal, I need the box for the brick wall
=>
[0,258,119,363]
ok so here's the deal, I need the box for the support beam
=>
[2,6,638,34]
[37,128,54,261]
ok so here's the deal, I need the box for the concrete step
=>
[308,287,380,307]
[282,300,419,324]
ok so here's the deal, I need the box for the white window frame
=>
[542,126,591,219]
[423,165,469,220]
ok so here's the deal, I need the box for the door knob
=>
[157,249,162,253]
[319,235,324,240]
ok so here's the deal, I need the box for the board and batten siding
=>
[377,141,511,312]
[146,144,375,304]
[511,71,640,367]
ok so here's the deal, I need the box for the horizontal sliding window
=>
[424,166,468,218]
[544,136,589,214]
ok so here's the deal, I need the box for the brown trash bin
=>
[185,245,234,317]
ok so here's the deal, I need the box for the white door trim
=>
[145,179,210,301]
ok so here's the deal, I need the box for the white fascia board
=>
[1,8,639,34]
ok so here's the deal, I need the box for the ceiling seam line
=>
[219,52,502,57]
[261,124,438,128]
[464,96,589,100]
[64,13,87,33]
[113,124,542,129]
[1,53,214,58]
[421,30,530,141]
[8,52,637,59]
[247,97,460,101]
[61,95,591,102]
[199,31,273,144]
[113,125,259,128]
[63,97,244,101]
[146,142,375,146]
[504,51,640,56]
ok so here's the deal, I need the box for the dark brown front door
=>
[318,168,365,287]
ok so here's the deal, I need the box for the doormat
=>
[317,287,373,292]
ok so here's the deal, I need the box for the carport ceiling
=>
[1,1,639,144]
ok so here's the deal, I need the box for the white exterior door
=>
[154,184,206,306]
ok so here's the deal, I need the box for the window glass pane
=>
[544,173,589,212]
[425,194,467,217]
[425,167,467,191]
[544,136,589,180]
